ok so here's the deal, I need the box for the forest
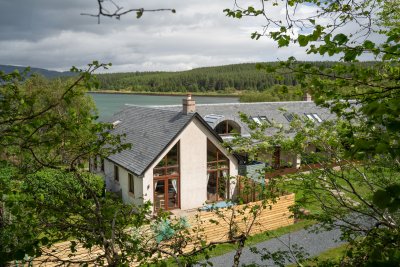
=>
[94,61,377,102]
[94,62,326,92]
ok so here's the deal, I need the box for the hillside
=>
[0,64,75,78]
[94,63,301,93]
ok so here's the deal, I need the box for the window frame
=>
[153,142,180,211]
[312,113,323,122]
[114,165,119,182]
[207,139,230,202]
[93,156,98,171]
[283,113,294,122]
[128,173,135,194]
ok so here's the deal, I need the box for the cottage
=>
[91,94,332,212]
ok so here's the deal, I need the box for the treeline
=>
[95,63,300,93]
[94,62,378,101]
[239,85,303,102]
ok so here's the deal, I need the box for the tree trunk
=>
[232,235,246,267]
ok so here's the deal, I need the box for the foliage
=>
[0,62,129,172]
[225,0,400,265]
[0,165,152,266]
[0,63,251,267]
[239,85,302,102]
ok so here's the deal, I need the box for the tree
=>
[0,64,266,267]
[225,0,400,265]
[0,63,143,265]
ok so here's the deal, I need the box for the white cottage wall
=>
[103,159,143,206]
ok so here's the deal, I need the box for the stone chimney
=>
[182,93,195,115]
[303,92,312,102]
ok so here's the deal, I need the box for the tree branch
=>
[81,0,175,24]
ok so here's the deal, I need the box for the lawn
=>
[287,243,348,267]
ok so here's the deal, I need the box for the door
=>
[154,178,179,211]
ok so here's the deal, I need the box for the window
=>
[305,114,315,121]
[251,116,261,125]
[304,113,323,123]
[251,116,271,125]
[93,156,98,171]
[283,113,294,122]
[259,116,271,124]
[153,142,180,211]
[207,140,230,202]
[215,120,240,135]
[114,165,119,181]
[312,113,322,122]
[128,173,134,194]
[101,158,105,172]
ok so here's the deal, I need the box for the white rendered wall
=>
[103,159,143,206]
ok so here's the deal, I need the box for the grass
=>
[286,243,348,266]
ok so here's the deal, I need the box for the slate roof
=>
[107,100,335,175]
[150,101,335,136]
[106,106,196,176]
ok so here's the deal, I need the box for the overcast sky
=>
[0,0,367,72]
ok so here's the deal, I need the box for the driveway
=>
[198,224,346,266]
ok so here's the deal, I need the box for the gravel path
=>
[197,224,346,266]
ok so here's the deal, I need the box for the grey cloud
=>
[0,0,341,72]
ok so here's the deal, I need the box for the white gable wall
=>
[141,117,238,211]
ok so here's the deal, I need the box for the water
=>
[89,93,239,120]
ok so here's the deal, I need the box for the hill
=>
[0,64,75,78]
[94,63,301,93]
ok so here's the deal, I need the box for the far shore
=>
[87,90,240,98]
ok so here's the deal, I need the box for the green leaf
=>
[298,35,309,46]
[333,33,349,45]
[363,40,375,50]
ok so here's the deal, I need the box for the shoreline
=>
[87,90,239,98]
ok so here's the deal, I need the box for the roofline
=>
[194,113,241,162]
[127,101,319,109]
[139,113,199,175]
[104,157,142,177]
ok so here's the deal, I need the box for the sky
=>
[0,0,372,73]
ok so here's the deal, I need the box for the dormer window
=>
[215,120,241,136]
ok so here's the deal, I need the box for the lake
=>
[89,93,239,120]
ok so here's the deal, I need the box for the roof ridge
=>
[145,101,318,108]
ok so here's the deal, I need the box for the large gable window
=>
[207,140,230,202]
[153,142,180,211]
